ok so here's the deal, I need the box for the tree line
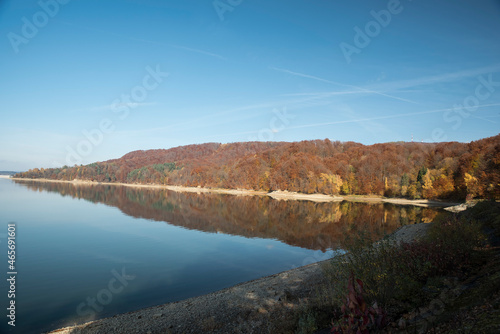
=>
[15,135,500,200]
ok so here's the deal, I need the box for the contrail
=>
[285,103,500,130]
[269,67,422,105]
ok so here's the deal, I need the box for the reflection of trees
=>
[15,181,440,251]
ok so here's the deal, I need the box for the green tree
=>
[400,173,409,187]
[416,166,428,185]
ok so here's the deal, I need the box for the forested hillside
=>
[16,135,500,200]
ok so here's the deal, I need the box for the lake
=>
[0,178,445,333]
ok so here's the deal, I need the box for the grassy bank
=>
[288,201,500,333]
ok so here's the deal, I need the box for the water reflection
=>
[14,180,441,250]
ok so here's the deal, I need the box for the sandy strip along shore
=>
[10,178,459,207]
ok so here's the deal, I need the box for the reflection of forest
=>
[15,180,441,251]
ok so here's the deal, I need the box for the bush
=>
[323,237,422,308]
[331,272,386,334]
[296,311,317,334]
[322,211,487,330]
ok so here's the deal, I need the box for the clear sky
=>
[1,0,499,171]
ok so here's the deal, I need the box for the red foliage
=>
[16,135,500,200]
[331,273,387,334]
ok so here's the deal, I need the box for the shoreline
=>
[10,177,460,207]
[47,223,432,334]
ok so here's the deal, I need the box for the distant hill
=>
[15,135,500,200]
[0,171,18,176]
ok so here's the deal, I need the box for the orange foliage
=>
[16,135,500,200]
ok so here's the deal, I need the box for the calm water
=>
[0,178,445,333]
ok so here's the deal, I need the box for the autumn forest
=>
[15,134,500,200]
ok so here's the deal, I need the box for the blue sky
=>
[1,0,499,171]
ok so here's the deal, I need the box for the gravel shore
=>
[48,223,431,334]
[49,261,324,334]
